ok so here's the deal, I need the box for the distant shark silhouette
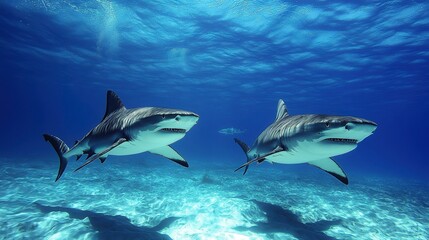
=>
[235,200,341,240]
[43,90,199,181]
[34,202,178,240]
[218,127,245,135]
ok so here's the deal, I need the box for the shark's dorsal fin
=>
[102,90,126,121]
[275,99,288,121]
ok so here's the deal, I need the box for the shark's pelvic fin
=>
[75,138,127,172]
[275,99,288,121]
[99,156,107,163]
[149,146,189,167]
[235,145,284,174]
[308,158,349,185]
[77,149,106,163]
[43,134,70,182]
[102,90,126,121]
[85,150,95,160]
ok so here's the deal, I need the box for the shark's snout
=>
[175,114,199,128]
[175,114,199,123]
[345,121,377,134]
[183,114,199,130]
[316,118,377,151]
[158,113,199,134]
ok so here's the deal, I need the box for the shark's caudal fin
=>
[43,134,70,182]
[234,138,251,175]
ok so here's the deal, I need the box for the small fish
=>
[218,127,245,135]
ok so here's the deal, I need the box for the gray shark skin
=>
[44,90,199,181]
[235,100,377,184]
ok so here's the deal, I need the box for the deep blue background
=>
[1,1,428,181]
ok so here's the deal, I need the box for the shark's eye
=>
[325,122,330,127]
[161,115,166,119]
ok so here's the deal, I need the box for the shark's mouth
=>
[325,138,358,144]
[161,128,186,133]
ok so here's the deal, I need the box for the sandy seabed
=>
[0,158,427,240]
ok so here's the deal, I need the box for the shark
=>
[234,100,377,185]
[43,90,199,181]
[218,127,246,135]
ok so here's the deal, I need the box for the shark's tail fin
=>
[43,134,69,182]
[234,138,251,175]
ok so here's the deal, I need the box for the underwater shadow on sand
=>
[34,202,178,240]
[235,200,341,240]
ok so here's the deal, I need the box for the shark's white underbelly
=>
[265,150,326,164]
[108,141,155,156]
[107,131,185,156]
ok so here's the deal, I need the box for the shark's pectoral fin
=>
[308,158,348,185]
[149,146,189,167]
[74,138,127,172]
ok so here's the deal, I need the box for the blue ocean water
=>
[0,1,428,239]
